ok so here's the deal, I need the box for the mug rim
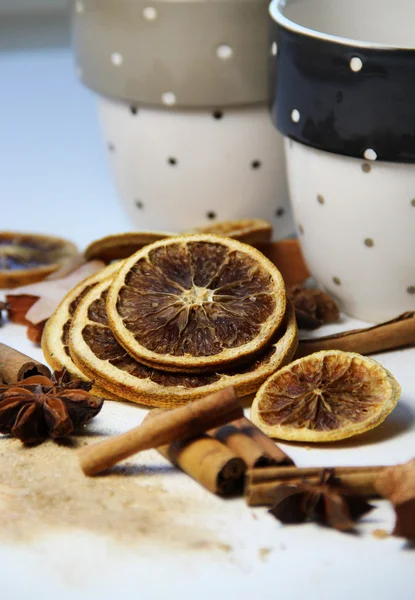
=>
[269,0,415,51]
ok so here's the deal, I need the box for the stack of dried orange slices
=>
[42,234,298,407]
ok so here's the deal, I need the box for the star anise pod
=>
[268,470,373,532]
[288,286,340,330]
[0,371,103,445]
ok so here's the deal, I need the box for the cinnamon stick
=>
[79,386,243,476]
[296,312,415,358]
[211,416,293,468]
[255,240,310,287]
[145,409,245,495]
[245,466,384,506]
[0,342,51,384]
[158,435,245,495]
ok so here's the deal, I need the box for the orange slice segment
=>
[192,219,272,245]
[84,231,172,263]
[106,234,286,372]
[0,231,79,288]
[69,278,297,407]
[41,262,121,399]
[251,351,401,442]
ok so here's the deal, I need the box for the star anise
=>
[288,286,340,330]
[0,370,104,445]
[268,471,373,532]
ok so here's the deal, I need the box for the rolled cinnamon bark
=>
[79,386,243,476]
[245,466,385,506]
[157,435,245,495]
[255,240,310,287]
[211,417,293,468]
[246,465,384,484]
[0,342,51,384]
[296,312,415,357]
[146,408,245,495]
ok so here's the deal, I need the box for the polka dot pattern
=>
[364,148,377,161]
[111,52,123,66]
[216,45,233,60]
[272,24,415,164]
[75,1,84,14]
[143,7,157,21]
[291,109,300,123]
[285,138,415,321]
[97,97,295,247]
[161,92,176,106]
[350,57,363,72]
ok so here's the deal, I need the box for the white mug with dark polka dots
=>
[98,97,294,239]
[286,140,415,322]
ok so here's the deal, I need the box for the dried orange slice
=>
[107,234,286,372]
[41,262,121,399]
[69,278,297,407]
[84,231,172,263]
[0,231,78,288]
[192,219,272,245]
[251,351,401,442]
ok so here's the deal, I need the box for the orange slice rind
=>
[41,262,121,399]
[192,219,272,245]
[69,278,297,407]
[251,350,401,442]
[84,231,173,263]
[106,234,287,373]
[0,231,79,288]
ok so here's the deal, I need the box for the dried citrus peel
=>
[107,234,286,373]
[84,231,173,263]
[0,232,78,288]
[192,219,272,244]
[69,278,297,407]
[41,262,121,400]
[251,351,401,442]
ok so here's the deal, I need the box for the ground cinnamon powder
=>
[0,435,232,552]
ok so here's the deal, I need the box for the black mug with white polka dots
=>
[269,0,415,322]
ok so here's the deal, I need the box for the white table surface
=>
[0,47,414,600]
